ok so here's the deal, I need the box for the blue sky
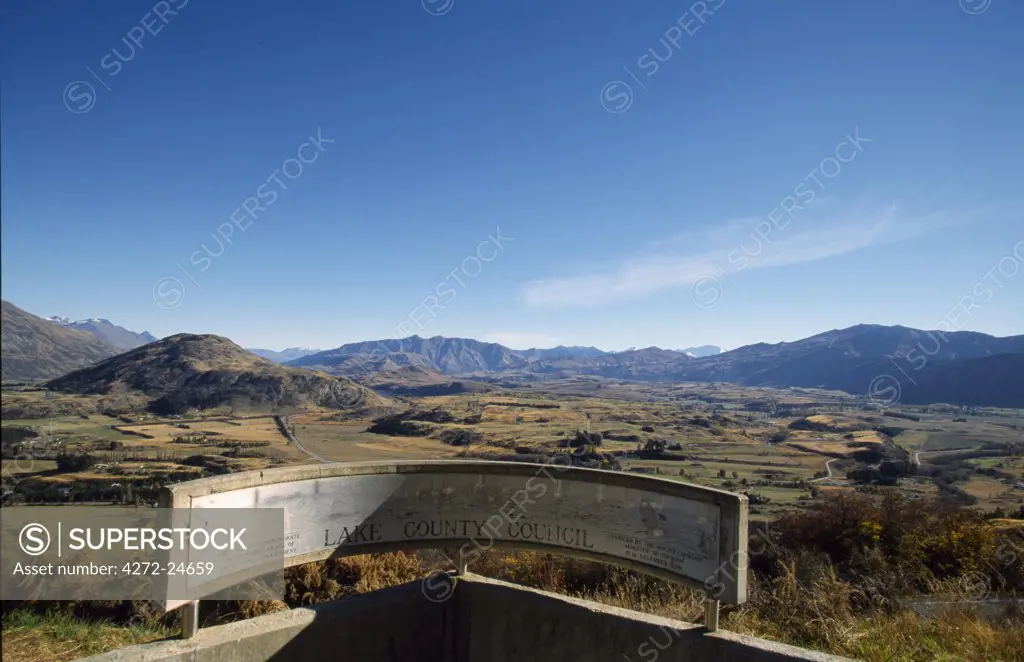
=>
[1,0,1021,351]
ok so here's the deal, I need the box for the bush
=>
[569,430,602,448]
[365,415,431,437]
[438,429,481,446]
[642,439,667,454]
[761,492,1009,598]
[873,425,906,438]
[884,411,921,422]
[788,418,832,432]
[0,426,36,445]
[55,453,95,473]
[405,409,456,423]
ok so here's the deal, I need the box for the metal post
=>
[182,601,200,639]
[456,548,468,576]
[704,598,720,632]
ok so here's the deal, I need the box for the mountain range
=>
[678,345,723,358]
[278,327,1023,407]
[2,301,119,381]
[657,325,1024,407]
[2,298,1022,408]
[46,316,157,350]
[516,345,609,361]
[287,340,722,376]
[247,347,323,363]
[288,336,530,374]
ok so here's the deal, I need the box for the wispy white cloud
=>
[522,203,957,308]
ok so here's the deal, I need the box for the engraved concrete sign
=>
[162,460,748,606]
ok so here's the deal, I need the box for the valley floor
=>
[2,379,1022,661]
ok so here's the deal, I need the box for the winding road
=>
[274,415,330,463]
[811,458,837,483]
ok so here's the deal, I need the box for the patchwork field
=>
[2,381,1021,517]
[290,417,462,462]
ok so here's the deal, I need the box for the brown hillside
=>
[1,300,118,382]
[44,333,387,415]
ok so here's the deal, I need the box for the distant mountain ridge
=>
[47,316,157,350]
[248,347,323,363]
[4,295,1020,407]
[522,346,695,380]
[678,345,723,358]
[676,324,1024,385]
[289,336,529,375]
[287,326,1024,407]
[649,325,1024,406]
[289,337,716,377]
[894,353,1024,408]
[516,345,609,361]
[2,300,119,381]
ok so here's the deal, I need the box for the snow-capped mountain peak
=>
[44,315,157,350]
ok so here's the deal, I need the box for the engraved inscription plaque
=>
[163,460,748,606]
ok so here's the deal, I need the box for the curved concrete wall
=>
[161,460,748,605]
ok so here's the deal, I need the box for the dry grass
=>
[5,547,1022,661]
[462,551,1024,662]
[789,441,864,457]
[1,610,172,662]
[121,417,289,446]
[849,430,886,444]
[731,601,1024,661]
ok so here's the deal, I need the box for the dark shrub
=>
[569,430,603,447]
[884,411,921,422]
[366,415,431,437]
[788,418,832,432]
[642,439,667,454]
[604,433,641,442]
[761,492,1005,597]
[407,409,457,423]
[439,429,481,446]
[1,426,36,444]
[55,453,95,473]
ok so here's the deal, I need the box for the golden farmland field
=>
[2,380,1021,518]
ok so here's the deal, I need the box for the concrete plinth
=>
[81,574,851,662]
